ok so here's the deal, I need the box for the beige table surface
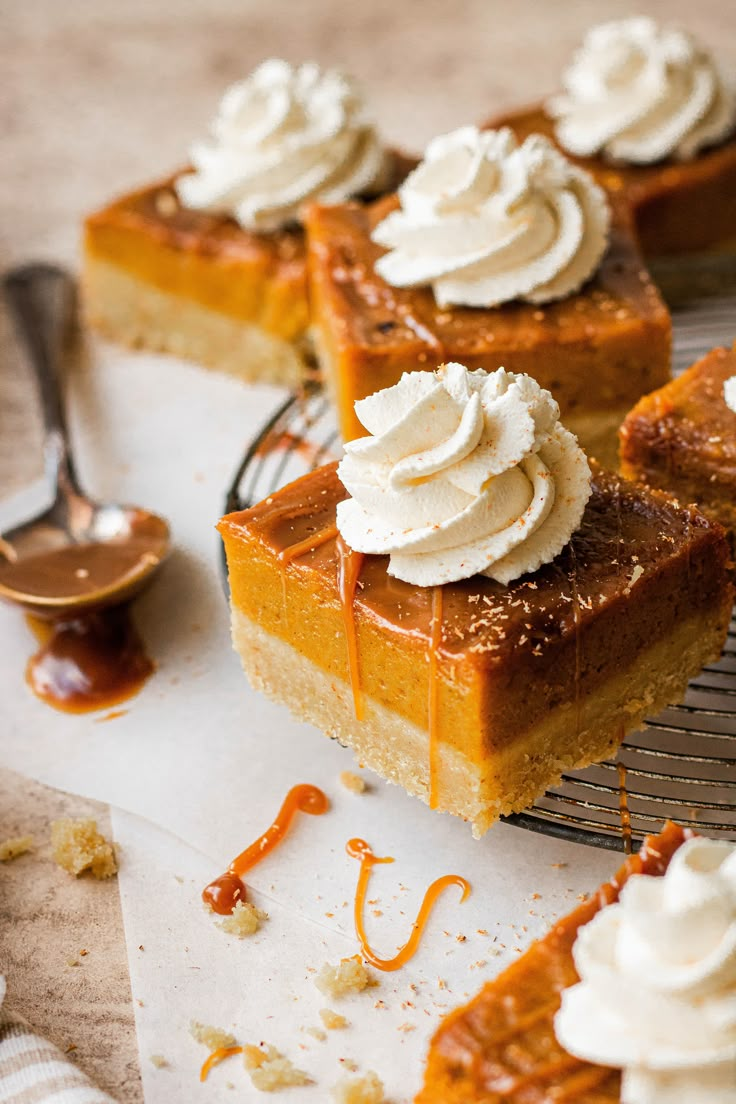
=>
[2,2,735,1099]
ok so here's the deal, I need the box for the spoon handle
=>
[3,263,82,501]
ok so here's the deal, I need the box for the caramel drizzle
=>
[550,1064,616,1102]
[278,522,338,625]
[346,838,470,972]
[503,1054,592,1096]
[428,586,443,810]
[200,1046,243,1082]
[278,523,338,566]
[617,761,632,855]
[202,784,329,915]
[336,534,365,721]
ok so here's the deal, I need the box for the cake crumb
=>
[340,1058,359,1073]
[66,956,79,967]
[149,1054,168,1069]
[319,1008,348,1030]
[51,818,117,879]
[0,835,34,861]
[189,1021,237,1050]
[243,1043,311,1091]
[305,1026,327,1042]
[217,900,268,937]
[316,955,376,998]
[332,1070,386,1103]
[340,771,366,795]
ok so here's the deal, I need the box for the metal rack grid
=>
[225,272,736,852]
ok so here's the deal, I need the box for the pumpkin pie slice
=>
[306,195,670,463]
[83,156,412,387]
[416,821,691,1103]
[483,104,736,258]
[620,343,736,536]
[83,58,413,386]
[218,462,731,836]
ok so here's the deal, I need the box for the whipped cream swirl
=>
[548,18,736,165]
[336,364,592,587]
[371,126,609,309]
[555,836,736,1104]
[176,59,389,232]
[724,376,736,414]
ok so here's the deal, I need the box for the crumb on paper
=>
[66,956,79,967]
[51,818,117,879]
[397,1022,415,1033]
[332,1070,386,1103]
[0,835,34,861]
[315,956,376,998]
[243,1043,311,1091]
[189,1021,237,1050]
[305,1026,326,1042]
[217,900,268,937]
[339,1058,359,1073]
[340,771,367,795]
[319,1008,348,1030]
[149,1055,168,1069]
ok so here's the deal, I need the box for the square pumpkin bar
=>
[416,822,690,1103]
[219,463,730,837]
[306,196,670,463]
[83,158,414,387]
[484,105,736,257]
[84,175,310,385]
[620,343,736,535]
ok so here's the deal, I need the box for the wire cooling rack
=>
[225,268,736,852]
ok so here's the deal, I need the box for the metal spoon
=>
[0,263,170,616]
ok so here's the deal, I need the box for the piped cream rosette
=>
[336,363,592,587]
[177,59,389,232]
[371,126,610,309]
[555,836,736,1104]
[548,17,736,165]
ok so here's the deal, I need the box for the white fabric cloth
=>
[0,978,117,1104]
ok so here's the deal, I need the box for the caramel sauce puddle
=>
[346,838,470,971]
[25,606,153,713]
[202,783,329,915]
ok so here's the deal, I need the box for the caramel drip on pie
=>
[336,534,365,721]
[346,837,470,972]
[617,760,632,855]
[278,523,339,624]
[200,1046,243,1082]
[551,1063,616,1101]
[505,1053,592,1095]
[428,586,443,810]
[278,523,339,566]
[486,999,560,1047]
[202,784,329,915]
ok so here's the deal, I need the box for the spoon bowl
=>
[0,263,171,618]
